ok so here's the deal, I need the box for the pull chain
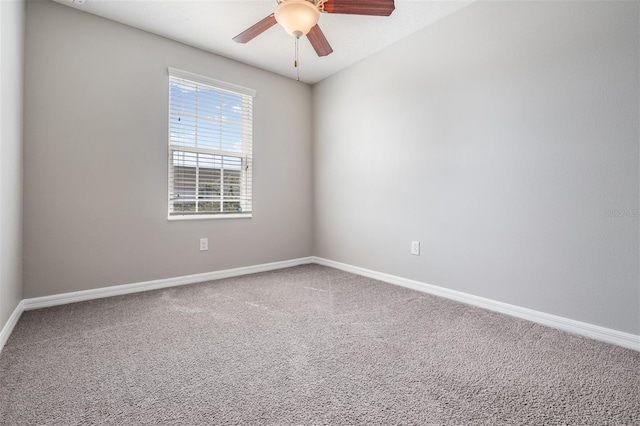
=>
[294,35,300,81]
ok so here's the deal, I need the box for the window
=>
[168,68,255,219]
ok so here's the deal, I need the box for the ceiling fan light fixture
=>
[275,0,320,38]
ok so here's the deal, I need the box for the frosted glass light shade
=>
[275,0,320,38]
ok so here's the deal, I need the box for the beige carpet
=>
[1,264,638,425]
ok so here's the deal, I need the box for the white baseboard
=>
[22,257,314,311]
[0,301,24,353]
[312,257,640,352]
[3,255,637,354]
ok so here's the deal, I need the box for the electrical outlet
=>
[411,241,420,256]
[200,238,208,251]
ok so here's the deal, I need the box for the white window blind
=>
[168,68,255,219]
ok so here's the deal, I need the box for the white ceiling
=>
[52,0,473,84]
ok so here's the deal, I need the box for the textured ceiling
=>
[51,0,473,84]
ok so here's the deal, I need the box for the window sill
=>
[168,213,252,221]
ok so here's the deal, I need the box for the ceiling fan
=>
[232,0,396,58]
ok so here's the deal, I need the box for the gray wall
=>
[313,1,640,334]
[0,1,25,328]
[23,0,313,298]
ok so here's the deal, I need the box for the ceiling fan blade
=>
[232,14,277,43]
[307,24,333,57]
[324,0,395,16]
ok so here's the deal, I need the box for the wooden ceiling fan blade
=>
[324,0,395,16]
[232,14,277,43]
[307,24,333,57]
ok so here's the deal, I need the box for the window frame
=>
[166,68,256,221]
